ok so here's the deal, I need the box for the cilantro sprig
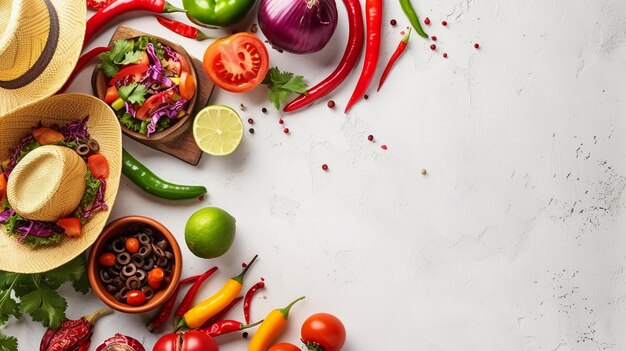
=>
[0,334,17,351]
[262,67,308,110]
[118,82,147,105]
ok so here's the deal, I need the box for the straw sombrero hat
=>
[0,0,85,115]
[0,94,122,273]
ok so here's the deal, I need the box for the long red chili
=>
[57,46,108,93]
[377,28,411,92]
[175,266,219,321]
[84,0,185,46]
[283,0,364,113]
[146,274,201,333]
[243,281,265,324]
[202,319,263,337]
[155,16,214,40]
[200,296,244,329]
[344,0,382,113]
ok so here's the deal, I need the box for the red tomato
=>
[98,252,116,267]
[104,86,119,104]
[125,237,140,253]
[32,127,64,145]
[153,331,218,351]
[109,64,149,85]
[0,174,6,202]
[147,267,165,290]
[86,0,116,10]
[88,154,110,179]
[179,71,195,100]
[136,90,175,121]
[167,59,181,76]
[301,313,346,351]
[126,290,146,306]
[176,53,190,74]
[56,218,81,237]
[268,343,301,351]
[203,32,269,93]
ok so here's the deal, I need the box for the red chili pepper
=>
[201,319,263,337]
[200,296,244,329]
[344,0,382,113]
[84,0,185,46]
[243,281,265,324]
[175,266,219,321]
[146,274,201,333]
[39,308,111,351]
[57,46,108,94]
[155,16,214,40]
[283,0,364,113]
[377,28,411,92]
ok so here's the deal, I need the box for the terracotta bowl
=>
[88,216,182,314]
[91,35,198,141]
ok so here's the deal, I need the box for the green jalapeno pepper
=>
[122,149,207,200]
[183,0,256,28]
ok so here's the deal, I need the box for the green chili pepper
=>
[399,0,428,39]
[183,0,256,28]
[122,149,207,200]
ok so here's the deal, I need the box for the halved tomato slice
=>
[109,63,149,85]
[179,71,195,100]
[57,218,81,237]
[176,53,191,74]
[202,33,269,93]
[136,90,175,121]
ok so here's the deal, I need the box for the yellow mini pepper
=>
[177,255,258,330]
[247,296,305,351]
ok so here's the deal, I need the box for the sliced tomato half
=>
[179,71,195,100]
[109,63,149,85]
[202,32,269,93]
[57,218,81,237]
[136,90,175,121]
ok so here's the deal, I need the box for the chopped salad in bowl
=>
[95,36,197,138]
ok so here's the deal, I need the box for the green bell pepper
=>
[183,0,256,28]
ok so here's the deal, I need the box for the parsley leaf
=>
[263,67,308,110]
[0,333,17,351]
[0,286,21,326]
[118,50,142,65]
[97,39,138,78]
[20,288,67,328]
[118,83,147,105]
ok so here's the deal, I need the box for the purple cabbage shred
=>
[147,98,188,136]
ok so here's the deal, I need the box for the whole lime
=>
[185,207,236,259]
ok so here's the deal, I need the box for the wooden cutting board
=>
[93,25,214,166]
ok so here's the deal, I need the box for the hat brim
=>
[0,0,85,115]
[0,94,122,273]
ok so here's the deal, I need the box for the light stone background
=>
[6,0,626,350]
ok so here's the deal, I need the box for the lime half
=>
[193,105,243,156]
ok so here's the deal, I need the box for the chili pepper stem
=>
[85,307,113,324]
[164,2,186,13]
[278,296,305,319]
[196,31,218,40]
[233,254,258,285]
[403,27,412,42]
[242,319,264,330]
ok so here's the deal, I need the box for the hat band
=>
[0,0,60,90]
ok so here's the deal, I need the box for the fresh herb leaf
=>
[263,67,308,110]
[0,275,21,326]
[118,50,142,65]
[23,234,62,249]
[136,36,164,59]
[0,333,17,351]
[118,112,142,133]
[118,83,147,105]
[77,170,100,216]
[98,39,137,78]
[20,288,67,328]
[72,271,90,295]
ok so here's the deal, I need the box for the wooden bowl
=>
[91,35,199,141]
[87,216,182,314]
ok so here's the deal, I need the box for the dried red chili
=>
[202,319,263,337]
[40,308,112,351]
[243,281,265,324]
[175,266,219,322]
[377,29,411,92]
[155,16,214,40]
[146,274,201,333]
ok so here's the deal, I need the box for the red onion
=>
[258,0,338,54]
[95,333,145,351]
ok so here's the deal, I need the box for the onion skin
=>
[258,0,338,54]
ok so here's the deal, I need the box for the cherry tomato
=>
[176,53,190,74]
[126,290,146,306]
[98,252,116,267]
[136,90,175,121]
[109,63,149,85]
[125,237,140,254]
[32,127,64,145]
[202,32,269,93]
[268,343,301,351]
[0,174,6,202]
[87,154,110,179]
[56,218,81,237]
[147,267,165,290]
[153,331,218,351]
[167,59,181,76]
[179,71,196,100]
[301,313,346,351]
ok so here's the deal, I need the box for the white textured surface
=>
[6,0,626,350]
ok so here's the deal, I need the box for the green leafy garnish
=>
[262,67,308,110]
[136,36,165,59]
[0,255,88,330]
[118,83,147,105]
[0,333,17,351]
[98,39,142,77]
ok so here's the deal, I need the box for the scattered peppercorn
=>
[442,20,448,26]
[431,36,437,41]
[327,100,335,108]
[364,94,369,100]
[430,44,437,50]
[424,17,430,25]
[262,107,267,113]
[247,118,254,124]
[420,168,427,175]
[279,119,284,124]
[367,135,374,141]
[322,164,328,171]
[249,128,255,134]
[283,128,289,134]
[242,332,249,339]
[474,43,480,49]
[381,145,388,150]
[251,24,258,33]
[390,19,397,26]
[443,53,448,58]
[240,103,246,111]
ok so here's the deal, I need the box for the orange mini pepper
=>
[247,296,305,351]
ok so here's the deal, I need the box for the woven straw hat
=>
[0,94,122,273]
[0,0,85,115]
